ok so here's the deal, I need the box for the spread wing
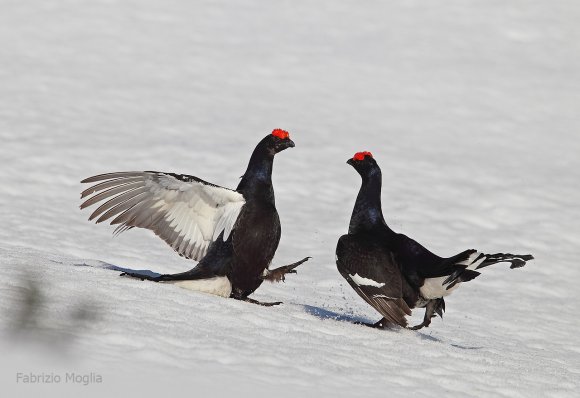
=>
[80,171,246,261]
[336,235,412,327]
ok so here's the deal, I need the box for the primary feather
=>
[81,171,245,261]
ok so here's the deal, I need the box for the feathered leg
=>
[410,298,445,330]
[262,257,311,282]
[236,257,310,306]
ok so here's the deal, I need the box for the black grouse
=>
[81,129,309,306]
[336,151,533,329]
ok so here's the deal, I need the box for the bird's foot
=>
[409,298,442,330]
[409,311,436,330]
[243,297,283,307]
[408,320,431,331]
[263,256,311,282]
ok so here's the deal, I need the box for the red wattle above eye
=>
[272,129,290,140]
[353,151,373,161]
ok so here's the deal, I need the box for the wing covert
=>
[81,171,246,261]
[336,235,411,327]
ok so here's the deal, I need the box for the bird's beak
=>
[346,158,354,166]
[287,139,295,148]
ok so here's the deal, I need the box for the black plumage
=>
[80,130,309,305]
[336,151,533,329]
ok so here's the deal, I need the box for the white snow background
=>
[1,1,579,397]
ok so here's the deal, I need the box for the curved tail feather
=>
[443,251,533,290]
[476,253,534,270]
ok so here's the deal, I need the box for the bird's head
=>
[347,151,380,178]
[260,129,295,155]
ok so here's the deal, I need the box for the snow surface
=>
[1,1,579,397]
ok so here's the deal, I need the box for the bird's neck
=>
[349,170,393,235]
[236,146,275,203]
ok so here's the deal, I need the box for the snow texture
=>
[1,1,579,397]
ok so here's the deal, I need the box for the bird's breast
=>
[229,202,281,295]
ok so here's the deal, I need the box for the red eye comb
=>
[272,129,290,139]
[353,151,373,161]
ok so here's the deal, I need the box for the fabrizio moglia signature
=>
[16,372,103,386]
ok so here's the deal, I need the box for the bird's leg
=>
[409,299,444,330]
[242,297,283,307]
[262,257,311,283]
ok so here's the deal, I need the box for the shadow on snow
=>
[73,260,483,350]
[72,260,161,279]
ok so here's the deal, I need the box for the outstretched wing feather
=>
[81,171,246,261]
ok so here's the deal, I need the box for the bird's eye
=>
[271,129,290,140]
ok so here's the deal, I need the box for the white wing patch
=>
[81,172,246,261]
[372,294,396,299]
[349,273,386,288]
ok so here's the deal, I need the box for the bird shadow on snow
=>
[413,332,482,350]
[71,262,482,350]
[302,305,483,350]
[72,260,161,278]
[302,304,372,324]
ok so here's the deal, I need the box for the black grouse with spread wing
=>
[81,129,309,306]
[336,151,533,329]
